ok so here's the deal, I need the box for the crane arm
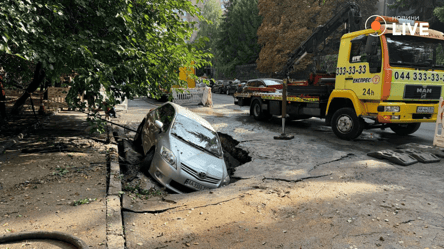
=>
[283,2,361,76]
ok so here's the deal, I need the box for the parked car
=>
[225,81,238,95]
[248,78,282,87]
[211,80,225,93]
[242,78,283,93]
[236,82,247,93]
[133,102,230,194]
[209,79,216,88]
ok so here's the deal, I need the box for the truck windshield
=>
[386,34,444,69]
[171,114,222,158]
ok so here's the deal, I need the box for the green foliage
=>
[215,0,262,78]
[0,0,212,115]
[195,0,223,56]
[72,198,97,206]
[389,0,442,23]
[434,6,444,23]
[123,184,164,200]
[52,167,69,176]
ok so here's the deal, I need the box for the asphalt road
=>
[212,92,437,146]
[116,93,444,249]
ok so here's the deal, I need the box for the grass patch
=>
[72,198,97,206]
[123,184,164,200]
[52,167,69,176]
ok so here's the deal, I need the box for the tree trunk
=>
[10,62,45,115]
[0,76,5,119]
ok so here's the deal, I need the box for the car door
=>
[142,108,159,154]
[142,104,176,154]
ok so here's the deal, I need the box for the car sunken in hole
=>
[134,102,230,194]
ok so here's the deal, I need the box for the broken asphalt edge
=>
[106,124,125,249]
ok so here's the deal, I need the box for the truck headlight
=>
[160,146,176,169]
[385,106,400,112]
[221,175,230,187]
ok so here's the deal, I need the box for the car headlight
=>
[160,146,177,169]
[385,106,400,112]
[221,175,230,187]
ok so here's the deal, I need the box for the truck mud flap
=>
[395,149,441,163]
[396,143,444,158]
[367,150,418,166]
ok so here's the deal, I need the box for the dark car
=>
[236,82,246,93]
[211,80,225,93]
[225,81,239,95]
[242,78,283,93]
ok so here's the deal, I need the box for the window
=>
[155,104,175,131]
[349,35,382,73]
[386,34,444,69]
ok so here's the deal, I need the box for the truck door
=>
[337,34,383,100]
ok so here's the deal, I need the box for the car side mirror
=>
[155,120,164,132]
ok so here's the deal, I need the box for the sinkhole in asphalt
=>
[115,130,251,194]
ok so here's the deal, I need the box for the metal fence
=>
[172,87,206,106]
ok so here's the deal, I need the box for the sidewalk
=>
[0,110,110,248]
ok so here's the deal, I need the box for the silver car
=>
[134,102,230,194]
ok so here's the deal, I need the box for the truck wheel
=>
[331,108,364,140]
[133,118,146,153]
[389,123,421,136]
[251,100,269,121]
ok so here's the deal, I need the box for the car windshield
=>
[262,79,283,86]
[171,114,222,158]
[386,34,444,69]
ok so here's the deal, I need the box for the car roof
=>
[166,102,216,132]
[247,78,283,85]
[247,78,283,82]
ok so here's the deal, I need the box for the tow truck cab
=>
[234,18,444,140]
[327,21,444,139]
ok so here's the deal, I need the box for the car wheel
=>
[331,107,365,140]
[133,118,145,153]
[389,123,421,136]
[251,100,269,121]
[140,149,154,172]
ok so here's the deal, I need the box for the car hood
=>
[170,135,226,179]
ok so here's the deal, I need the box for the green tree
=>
[257,0,378,75]
[390,0,444,23]
[194,0,223,76]
[0,0,211,117]
[195,0,223,57]
[216,0,262,78]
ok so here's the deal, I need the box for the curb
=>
[106,124,125,249]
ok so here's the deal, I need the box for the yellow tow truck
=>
[234,3,444,140]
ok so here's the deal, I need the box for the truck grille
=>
[404,85,441,100]
[412,114,432,119]
[181,163,220,185]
